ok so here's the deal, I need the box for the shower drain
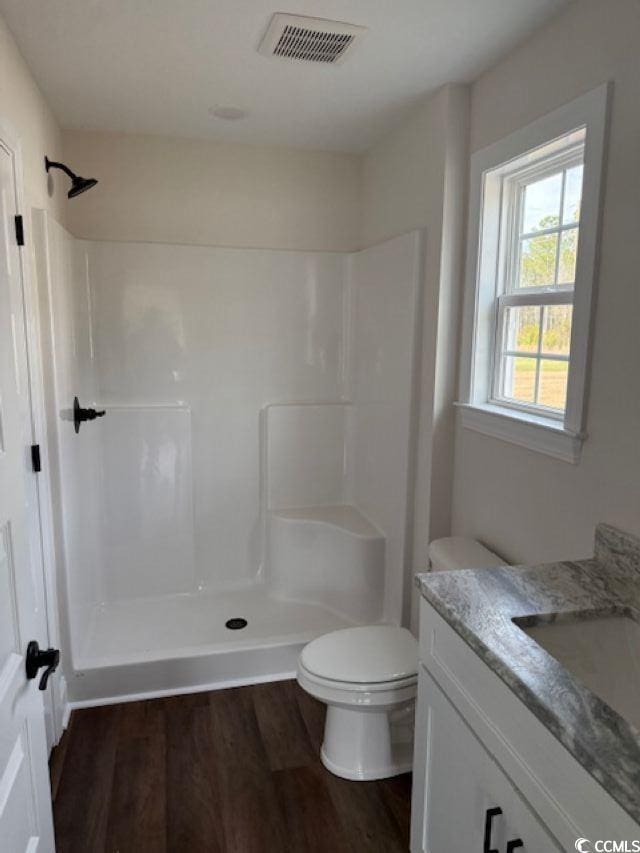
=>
[225,617,248,630]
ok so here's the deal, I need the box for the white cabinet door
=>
[0,139,56,851]
[411,665,561,853]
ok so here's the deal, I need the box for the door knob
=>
[26,641,60,690]
[73,396,106,433]
[507,841,524,852]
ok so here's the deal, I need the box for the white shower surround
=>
[35,211,423,703]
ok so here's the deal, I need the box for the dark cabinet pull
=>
[507,841,524,852]
[483,807,502,853]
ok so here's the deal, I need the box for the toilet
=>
[297,536,505,781]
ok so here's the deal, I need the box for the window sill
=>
[455,402,584,464]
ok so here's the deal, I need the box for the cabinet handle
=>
[507,841,524,852]
[483,807,502,853]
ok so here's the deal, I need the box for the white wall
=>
[0,16,64,221]
[361,84,469,623]
[266,404,349,511]
[347,231,424,622]
[361,87,452,249]
[62,129,362,252]
[86,240,347,596]
[451,0,640,564]
[262,233,424,623]
[98,405,196,602]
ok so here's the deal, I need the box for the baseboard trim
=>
[56,674,70,741]
[67,669,297,710]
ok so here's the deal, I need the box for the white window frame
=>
[491,143,583,419]
[458,84,611,463]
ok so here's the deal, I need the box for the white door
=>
[0,139,56,851]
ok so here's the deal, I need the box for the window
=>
[459,85,610,463]
[492,140,583,418]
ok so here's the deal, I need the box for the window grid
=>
[491,148,584,417]
[518,220,579,242]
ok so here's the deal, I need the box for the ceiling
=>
[0,0,569,152]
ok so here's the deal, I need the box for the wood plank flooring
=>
[50,680,411,853]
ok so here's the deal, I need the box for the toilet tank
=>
[428,536,506,572]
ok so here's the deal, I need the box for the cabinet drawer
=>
[412,665,560,853]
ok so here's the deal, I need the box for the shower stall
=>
[34,210,423,704]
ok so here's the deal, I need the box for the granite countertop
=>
[415,523,640,825]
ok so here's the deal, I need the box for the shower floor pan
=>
[69,587,358,704]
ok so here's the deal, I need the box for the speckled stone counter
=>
[415,523,640,824]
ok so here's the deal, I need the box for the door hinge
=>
[31,444,41,473]
[15,215,24,246]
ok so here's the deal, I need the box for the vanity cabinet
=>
[411,598,640,853]
[413,665,559,852]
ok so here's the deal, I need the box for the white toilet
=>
[297,536,505,781]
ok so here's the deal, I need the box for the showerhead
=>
[68,175,99,198]
[45,156,98,199]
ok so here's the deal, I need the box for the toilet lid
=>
[300,625,418,684]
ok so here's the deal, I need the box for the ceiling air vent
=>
[258,13,366,65]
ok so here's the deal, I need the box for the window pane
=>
[541,305,572,356]
[518,233,558,288]
[502,356,537,403]
[562,164,584,225]
[505,305,540,353]
[558,228,578,284]
[537,359,569,410]
[522,172,562,233]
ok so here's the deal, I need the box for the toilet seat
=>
[298,661,417,709]
[299,664,417,693]
[297,625,418,710]
[299,625,418,684]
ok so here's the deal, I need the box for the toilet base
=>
[320,701,414,781]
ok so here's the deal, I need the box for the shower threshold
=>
[69,587,360,705]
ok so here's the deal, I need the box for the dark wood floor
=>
[50,680,411,852]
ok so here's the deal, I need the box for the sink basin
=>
[515,611,640,731]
